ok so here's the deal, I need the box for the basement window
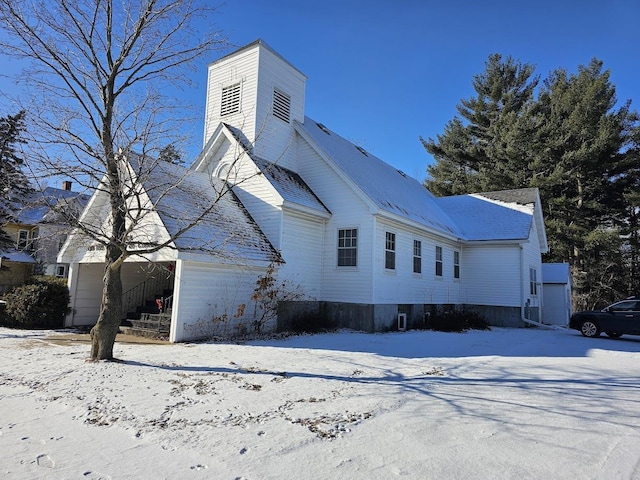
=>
[273,88,291,123]
[220,82,241,116]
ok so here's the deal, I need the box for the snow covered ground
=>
[1,326,640,480]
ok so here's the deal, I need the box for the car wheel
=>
[605,332,622,338]
[580,320,600,337]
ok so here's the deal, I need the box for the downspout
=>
[520,244,559,330]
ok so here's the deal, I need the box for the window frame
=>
[17,229,31,251]
[454,250,460,279]
[337,228,358,267]
[435,245,443,277]
[272,88,291,123]
[529,267,538,296]
[55,264,67,278]
[385,232,396,270]
[413,239,422,274]
[220,82,241,116]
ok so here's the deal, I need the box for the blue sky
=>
[1,1,638,182]
[207,0,639,180]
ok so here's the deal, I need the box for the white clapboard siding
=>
[204,42,306,172]
[252,45,306,171]
[279,211,324,298]
[171,261,266,342]
[522,220,543,308]
[373,219,462,304]
[462,245,522,306]
[204,47,259,146]
[66,263,104,326]
[296,139,374,302]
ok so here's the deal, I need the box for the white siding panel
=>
[373,219,462,305]
[522,221,543,310]
[279,212,324,298]
[68,263,103,326]
[253,46,306,170]
[463,245,522,306]
[296,139,374,303]
[204,48,259,146]
[172,261,266,342]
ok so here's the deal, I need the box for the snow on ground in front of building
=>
[2,327,640,479]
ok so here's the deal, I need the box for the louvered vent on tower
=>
[220,82,241,116]
[273,88,291,123]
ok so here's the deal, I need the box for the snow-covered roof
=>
[133,155,279,263]
[0,249,36,263]
[15,187,90,225]
[542,263,571,284]
[436,194,534,241]
[476,188,539,206]
[295,117,461,237]
[253,158,330,215]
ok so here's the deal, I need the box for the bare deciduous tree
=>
[0,0,229,360]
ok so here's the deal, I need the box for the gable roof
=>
[252,158,330,215]
[15,187,90,225]
[195,123,329,217]
[132,155,280,263]
[476,188,539,206]
[436,195,534,241]
[542,263,571,284]
[295,117,461,238]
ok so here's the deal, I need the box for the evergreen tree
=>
[422,54,538,195]
[423,56,639,310]
[158,144,184,165]
[0,110,32,250]
[530,59,636,309]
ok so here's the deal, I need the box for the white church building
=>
[60,40,548,342]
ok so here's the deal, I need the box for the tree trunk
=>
[90,249,123,361]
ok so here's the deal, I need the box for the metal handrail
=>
[121,274,173,317]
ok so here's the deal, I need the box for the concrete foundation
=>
[278,301,529,332]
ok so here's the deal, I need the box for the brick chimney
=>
[62,180,72,191]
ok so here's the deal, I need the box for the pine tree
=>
[158,144,184,165]
[0,110,32,250]
[530,59,636,309]
[422,54,538,194]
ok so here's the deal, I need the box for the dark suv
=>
[569,297,640,338]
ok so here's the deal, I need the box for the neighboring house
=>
[0,182,89,293]
[542,263,572,326]
[60,39,549,342]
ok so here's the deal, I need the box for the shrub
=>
[428,310,490,332]
[289,312,336,334]
[3,276,70,329]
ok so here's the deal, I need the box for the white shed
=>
[542,263,572,326]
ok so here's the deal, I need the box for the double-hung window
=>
[385,232,396,270]
[530,268,538,295]
[17,229,32,251]
[413,240,422,273]
[454,251,460,279]
[338,229,357,267]
[435,246,443,276]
